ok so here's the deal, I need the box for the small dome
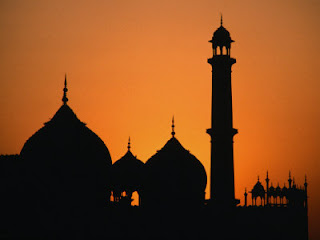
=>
[269,184,276,197]
[112,147,144,194]
[143,136,207,206]
[252,179,265,197]
[210,19,234,48]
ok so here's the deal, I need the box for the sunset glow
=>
[1,1,319,238]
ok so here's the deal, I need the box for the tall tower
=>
[207,17,239,206]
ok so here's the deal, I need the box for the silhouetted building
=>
[143,118,207,209]
[248,172,308,208]
[0,18,308,240]
[11,77,112,238]
[207,17,238,207]
[111,137,144,206]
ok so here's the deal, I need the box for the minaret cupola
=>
[209,16,234,56]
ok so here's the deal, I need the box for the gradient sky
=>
[1,0,320,239]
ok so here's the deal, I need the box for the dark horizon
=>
[0,1,319,239]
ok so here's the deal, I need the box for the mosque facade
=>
[0,19,308,239]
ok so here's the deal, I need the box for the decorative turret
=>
[266,171,270,204]
[288,171,292,189]
[244,188,248,207]
[209,15,234,56]
[251,176,266,206]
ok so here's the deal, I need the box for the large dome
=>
[20,104,112,204]
[18,81,112,236]
[143,134,207,207]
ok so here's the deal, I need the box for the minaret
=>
[207,17,238,206]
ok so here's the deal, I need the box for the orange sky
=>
[1,0,320,239]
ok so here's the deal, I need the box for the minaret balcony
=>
[208,56,236,65]
[206,128,238,138]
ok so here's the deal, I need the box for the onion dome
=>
[282,184,288,198]
[251,177,265,198]
[20,78,112,211]
[269,184,276,197]
[209,16,234,49]
[143,118,207,207]
[276,184,282,197]
[18,78,112,236]
[111,138,144,199]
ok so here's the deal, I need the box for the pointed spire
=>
[266,171,269,180]
[171,116,175,138]
[304,175,308,188]
[257,175,260,182]
[288,171,292,188]
[220,14,223,26]
[127,137,131,151]
[304,175,308,185]
[62,74,68,105]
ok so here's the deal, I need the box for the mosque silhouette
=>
[0,18,308,239]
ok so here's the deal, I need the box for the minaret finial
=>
[305,175,307,183]
[128,137,131,151]
[266,171,269,182]
[171,116,175,138]
[62,74,68,105]
[220,14,223,26]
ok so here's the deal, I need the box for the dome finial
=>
[304,175,308,187]
[220,14,223,26]
[62,74,68,105]
[171,116,175,138]
[128,137,131,151]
